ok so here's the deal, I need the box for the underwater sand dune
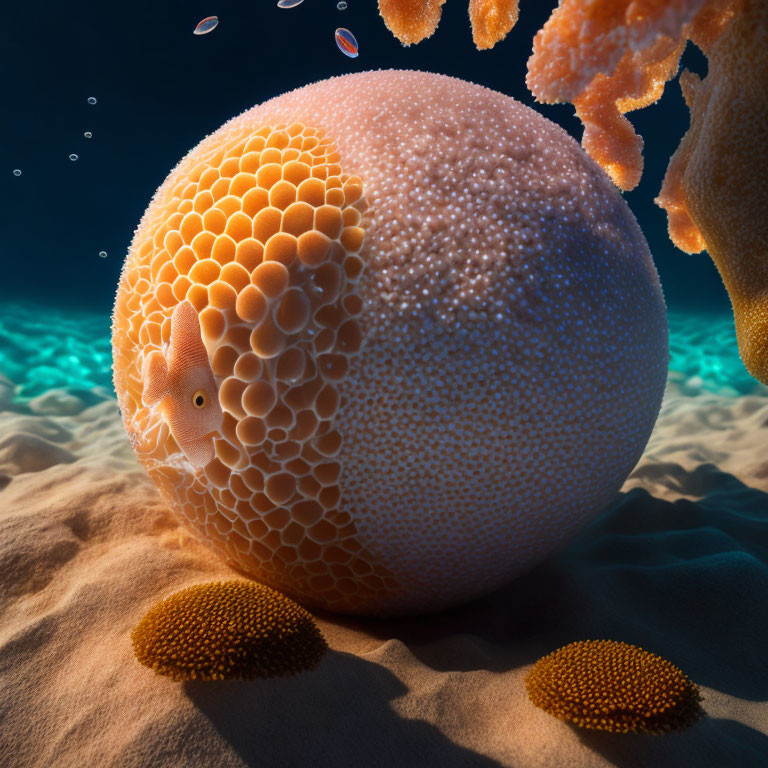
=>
[1,373,767,767]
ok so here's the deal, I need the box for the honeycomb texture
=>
[131,580,327,681]
[113,70,668,617]
[525,640,703,734]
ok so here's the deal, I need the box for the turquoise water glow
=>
[0,303,764,405]
[0,303,112,402]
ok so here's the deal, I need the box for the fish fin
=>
[168,300,209,373]
[180,434,217,469]
[142,349,169,405]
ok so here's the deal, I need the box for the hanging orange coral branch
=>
[469,0,519,50]
[527,0,768,385]
[378,0,518,49]
[378,0,447,46]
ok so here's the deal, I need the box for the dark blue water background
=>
[0,0,751,402]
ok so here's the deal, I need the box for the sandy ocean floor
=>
[1,306,767,767]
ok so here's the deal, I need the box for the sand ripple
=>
[0,375,767,765]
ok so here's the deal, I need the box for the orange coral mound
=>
[132,580,327,681]
[378,0,518,49]
[526,640,703,734]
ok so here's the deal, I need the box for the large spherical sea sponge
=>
[113,70,668,618]
[525,640,704,734]
[131,580,327,681]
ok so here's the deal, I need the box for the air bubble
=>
[337,1,347,8]
[87,97,97,105]
[12,169,21,177]
[98,251,107,258]
[84,131,92,139]
[69,154,79,161]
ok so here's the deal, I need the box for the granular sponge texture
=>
[131,580,327,681]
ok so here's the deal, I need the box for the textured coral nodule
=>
[525,639,704,734]
[131,580,327,681]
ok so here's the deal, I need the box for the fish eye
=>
[192,390,207,409]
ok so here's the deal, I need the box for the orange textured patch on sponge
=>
[131,580,327,681]
[113,117,391,615]
[526,640,703,734]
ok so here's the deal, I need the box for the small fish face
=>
[167,364,224,467]
[142,301,224,469]
[164,372,223,468]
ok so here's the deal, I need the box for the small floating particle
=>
[87,97,97,105]
[337,1,347,9]
[335,27,358,58]
[69,154,79,162]
[99,251,108,259]
[12,169,21,177]
[277,0,304,7]
[84,131,93,139]
[193,16,218,35]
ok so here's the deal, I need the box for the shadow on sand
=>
[185,650,505,768]
[189,463,768,766]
